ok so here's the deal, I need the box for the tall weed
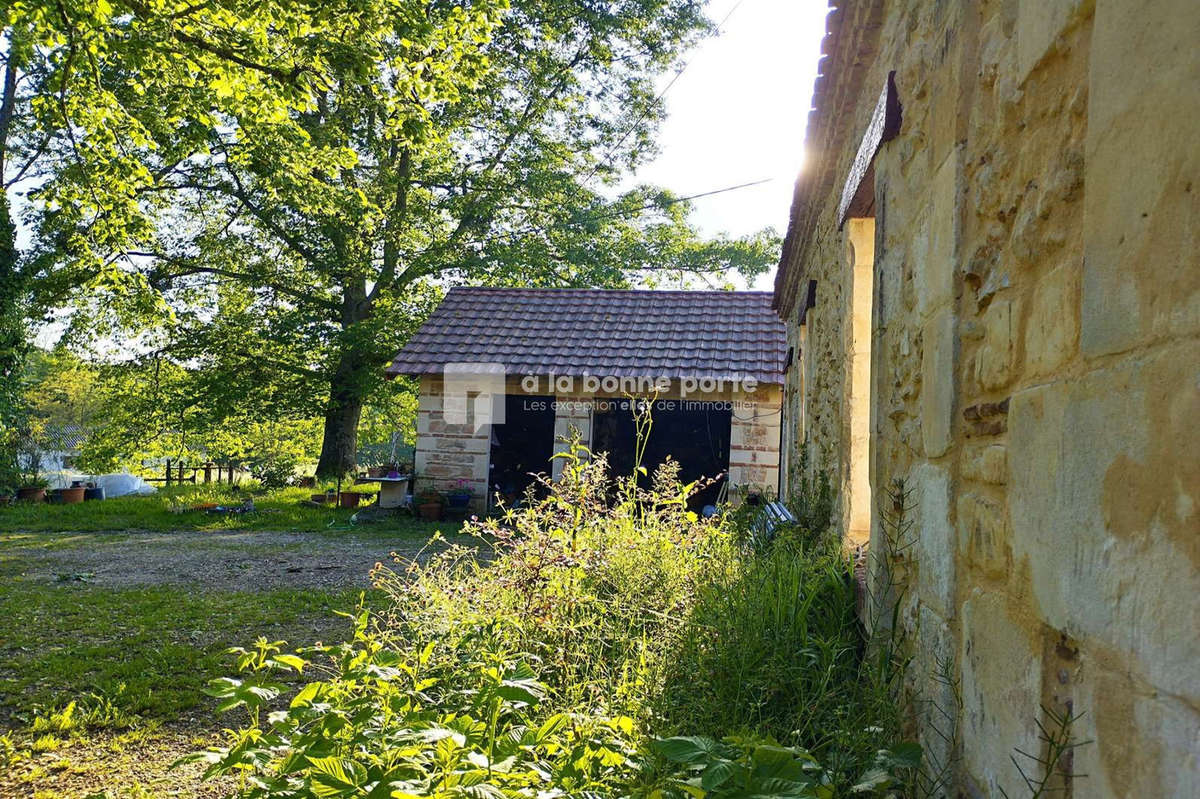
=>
[375,443,733,719]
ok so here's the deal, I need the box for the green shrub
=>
[375,444,734,720]
[192,440,917,797]
[650,734,834,798]
[181,631,642,797]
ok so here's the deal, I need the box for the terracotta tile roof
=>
[386,287,787,384]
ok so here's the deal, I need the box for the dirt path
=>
[4,529,448,592]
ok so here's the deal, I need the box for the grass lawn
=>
[0,484,432,534]
[0,513,459,798]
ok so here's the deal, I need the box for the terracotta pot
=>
[16,486,45,503]
[367,466,386,478]
[417,501,443,521]
[59,486,86,504]
[339,491,361,509]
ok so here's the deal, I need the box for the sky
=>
[633,0,831,288]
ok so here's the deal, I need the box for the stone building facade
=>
[775,1,1198,795]
[391,288,787,511]
[414,375,782,509]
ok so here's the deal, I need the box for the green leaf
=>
[850,767,893,793]
[269,653,308,673]
[699,759,737,790]
[651,736,722,764]
[878,741,922,769]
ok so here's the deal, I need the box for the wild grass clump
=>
[656,536,859,737]
[653,532,908,792]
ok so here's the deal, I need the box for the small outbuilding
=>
[386,287,787,511]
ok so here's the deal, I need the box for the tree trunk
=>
[315,283,371,478]
[315,376,364,478]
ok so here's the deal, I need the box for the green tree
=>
[11,0,777,476]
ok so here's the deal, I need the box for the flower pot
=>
[59,486,86,504]
[311,493,330,504]
[16,487,45,503]
[367,466,387,478]
[446,491,471,510]
[417,501,443,521]
[338,491,361,509]
[84,487,105,501]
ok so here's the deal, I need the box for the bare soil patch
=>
[5,528,445,592]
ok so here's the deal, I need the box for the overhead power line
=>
[454,177,773,252]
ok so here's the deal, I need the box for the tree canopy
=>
[4,0,778,476]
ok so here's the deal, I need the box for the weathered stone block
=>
[1081,0,1200,357]
[1024,263,1079,377]
[960,590,1043,796]
[911,605,958,776]
[1009,342,1200,699]
[426,450,477,466]
[975,298,1015,390]
[471,456,490,482]
[911,462,956,618]
[981,444,1006,484]
[1079,664,1200,798]
[956,491,1010,578]
[921,308,956,458]
[1016,0,1083,84]
[918,158,958,318]
[435,436,489,454]
[730,420,781,450]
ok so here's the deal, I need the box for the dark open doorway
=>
[590,398,731,509]
[489,394,556,506]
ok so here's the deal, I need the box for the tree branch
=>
[164,176,326,270]
[121,0,313,87]
[131,251,340,312]
[370,145,411,301]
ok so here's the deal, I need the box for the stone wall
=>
[414,375,492,511]
[414,375,783,508]
[777,1,1199,795]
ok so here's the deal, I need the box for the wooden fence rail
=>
[143,460,240,485]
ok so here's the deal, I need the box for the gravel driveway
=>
[3,529,450,591]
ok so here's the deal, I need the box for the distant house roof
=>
[386,287,787,384]
[40,424,87,452]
